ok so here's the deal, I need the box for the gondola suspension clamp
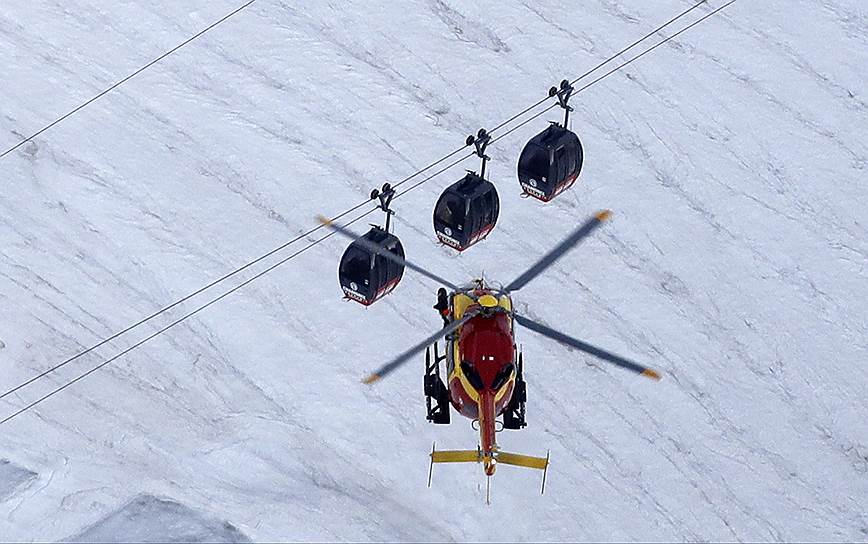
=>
[466,128,492,180]
[370,182,397,233]
[549,79,575,127]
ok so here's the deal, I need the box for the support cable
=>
[487,0,711,135]
[3,0,714,402]
[0,1,259,159]
[0,208,379,426]
[0,0,738,425]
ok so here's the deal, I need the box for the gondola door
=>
[468,185,499,246]
[374,236,405,300]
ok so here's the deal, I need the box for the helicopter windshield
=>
[460,361,484,390]
[491,363,515,390]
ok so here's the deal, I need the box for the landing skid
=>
[425,343,451,424]
[502,351,528,430]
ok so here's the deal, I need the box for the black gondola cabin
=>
[338,227,405,305]
[517,123,583,202]
[433,172,500,251]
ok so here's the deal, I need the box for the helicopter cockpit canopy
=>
[491,362,515,390]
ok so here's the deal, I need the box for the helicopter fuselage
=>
[444,286,517,474]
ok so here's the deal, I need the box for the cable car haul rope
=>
[0,0,738,426]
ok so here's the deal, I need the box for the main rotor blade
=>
[513,313,661,380]
[318,215,460,291]
[504,210,611,293]
[364,314,474,384]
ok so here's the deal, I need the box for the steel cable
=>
[2,0,714,403]
[0,0,737,425]
[0,207,379,426]
[0,0,259,160]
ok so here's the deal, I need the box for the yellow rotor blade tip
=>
[317,215,333,226]
[596,210,613,222]
[642,369,662,381]
[363,373,382,385]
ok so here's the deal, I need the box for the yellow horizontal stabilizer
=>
[431,450,480,464]
[496,451,549,470]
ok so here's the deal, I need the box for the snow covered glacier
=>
[1,0,866,541]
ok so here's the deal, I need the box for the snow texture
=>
[0,459,37,503]
[61,494,251,543]
[1,0,867,541]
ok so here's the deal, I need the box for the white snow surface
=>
[61,494,252,544]
[1,0,867,541]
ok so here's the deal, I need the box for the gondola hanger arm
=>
[467,128,492,179]
[550,79,575,127]
[370,182,396,232]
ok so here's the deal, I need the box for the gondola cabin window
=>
[519,144,549,186]
[435,193,466,233]
[554,145,568,185]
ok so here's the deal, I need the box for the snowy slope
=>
[1,0,866,541]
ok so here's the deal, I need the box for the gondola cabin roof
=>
[526,122,578,151]
[445,171,495,199]
[355,226,400,246]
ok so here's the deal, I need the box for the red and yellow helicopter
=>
[320,210,661,502]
